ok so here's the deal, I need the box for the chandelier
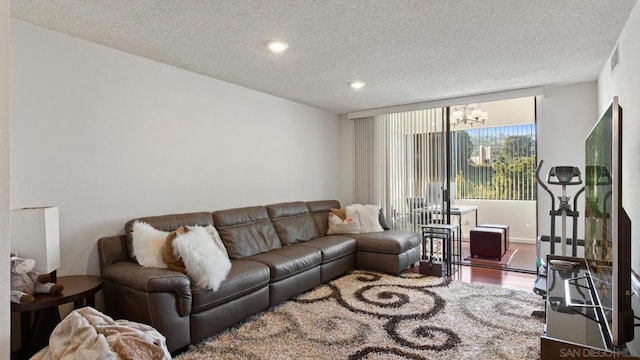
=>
[450,104,488,127]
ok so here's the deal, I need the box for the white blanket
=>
[32,307,171,360]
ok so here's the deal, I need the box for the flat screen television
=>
[584,96,634,348]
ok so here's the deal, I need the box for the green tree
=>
[493,135,536,200]
[451,130,473,197]
[452,130,473,164]
[500,135,534,160]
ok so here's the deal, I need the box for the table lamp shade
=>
[11,206,61,274]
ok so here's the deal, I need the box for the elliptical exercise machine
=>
[533,160,585,300]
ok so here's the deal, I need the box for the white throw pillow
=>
[187,224,228,258]
[131,221,169,268]
[173,226,231,291]
[346,204,384,233]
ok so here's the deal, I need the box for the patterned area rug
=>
[176,270,543,360]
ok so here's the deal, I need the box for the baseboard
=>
[510,237,536,244]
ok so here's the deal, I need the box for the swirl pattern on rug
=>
[176,270,543,360]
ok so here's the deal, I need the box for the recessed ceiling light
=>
[267,41,289,53]
[350,81,366,89]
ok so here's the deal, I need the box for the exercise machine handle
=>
[536,160,555,211]
[572,186,585,214]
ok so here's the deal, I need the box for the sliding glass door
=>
[448,98,537,272]
[352,96,538,273]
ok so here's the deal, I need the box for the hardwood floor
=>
[451,264,537,293]
[459,241,538,272]
[405,263,538,293]
[413,238,539,291]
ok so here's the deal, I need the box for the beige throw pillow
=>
[326,212,361,235]
[163,226,188,273]
[329,208,346,220]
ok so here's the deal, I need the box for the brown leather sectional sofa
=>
[97,200,421,352]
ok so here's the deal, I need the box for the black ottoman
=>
[470,227,505,260]
[478,223,509,252]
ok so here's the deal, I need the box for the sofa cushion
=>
[191,259,269,313]
[306,200,341,237]
[354,230,421,254]
[213,206,281,259]
[125,212,214,262]
[246,245,321,282]
[297,236,356,263]
[266,202,320,245]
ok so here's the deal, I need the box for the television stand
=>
[541,255,638,359]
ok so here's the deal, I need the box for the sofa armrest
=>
[98,235,131,273]
[102,261,192,317]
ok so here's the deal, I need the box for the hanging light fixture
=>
[450,104,488,127]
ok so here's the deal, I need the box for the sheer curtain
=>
[353,108,445,232]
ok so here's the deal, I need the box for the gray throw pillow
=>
[378,208,390,230]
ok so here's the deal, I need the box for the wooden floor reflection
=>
[452,264,537,292]
[405,263,538,293]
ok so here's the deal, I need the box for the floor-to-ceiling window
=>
[353,96,537,272]
[449,97,537,272]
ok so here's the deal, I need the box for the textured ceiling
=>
[10,0,638,114]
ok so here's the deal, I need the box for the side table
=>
[420,223,461,276]
[11,275,103,359]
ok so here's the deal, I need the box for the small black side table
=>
[11,275,103,359]
[420,223,461,276]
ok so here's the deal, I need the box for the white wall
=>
[10,20,341,278]
[536,82,598,251]
[597,1,640,275]
[455,200,536,243]
[1,1,11,358]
